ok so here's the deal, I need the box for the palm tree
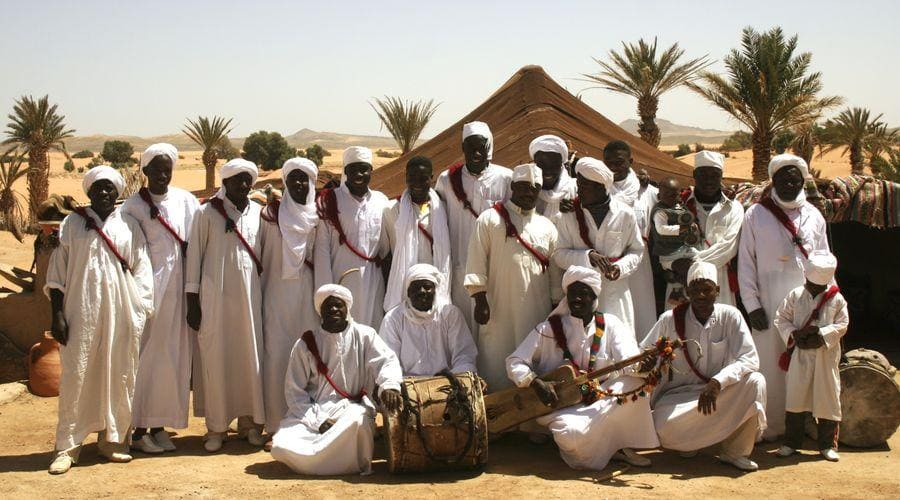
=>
[183,116,234,191]
[3,95,75,221]
[790,121,826,168]
[0,149,31,241]
[582,38,711,147]
[370,97,439,154]
[819,108,894,174]
[688,27,842,181]
[862,121,898,174]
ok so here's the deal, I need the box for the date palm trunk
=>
[203,148,218,191]
[26,147,49,222]
[849,141,864,174]
[751,130,772,182]
[637,95,661,147]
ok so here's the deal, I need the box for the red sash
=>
[138,188,187,253]
[206,197,263,275]
[261,200,314,271]
[548,313,604,372]
[301,330,367,402]
[778,285,841,371]
[759,196,809,259]
[493,203,550,271]
[448,162,479,218]
[73,207,132,273]
[393,195,435,246]
[681,189,739,293]
[316,188,382,267]
[673,303,710,383]
[572,198,621,263]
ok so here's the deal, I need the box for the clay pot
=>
[28,332,61,397]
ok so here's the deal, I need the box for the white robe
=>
[464,201,559,391]
[314,185,390,328]
[640,304,767,452]
[45,208,154,450]
[553,199,644,336]
[507,312,659,470]
[630,184,660,338]
[185,197,265,433]
[270,322,402,475]
[774,286,849,421]
[122,187,199,429]
[260,216,318,433]
[435,163,511,335]
[536,171,576,219]
[738,200,829,438]
[379,303,477,377]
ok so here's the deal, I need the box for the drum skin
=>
[839,363,900,447]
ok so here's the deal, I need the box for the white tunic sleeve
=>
[615,216,644,279]
[819,294,849,349]
[737,209,763,312]
[604,314,641,373]
[463,211,493,296]
[711,309,759,389]
[283,340,320,430]
[44,216,73,296]
[552,213,592,269]
[694,201,744,268]
[125,215,155,316]
[773,290,799,345]
[506,325,544,388]
[364,331,403,394]
[653,210,681,236]
[184,207,209,294]
[445,305,478,373]
[313,219,335,289]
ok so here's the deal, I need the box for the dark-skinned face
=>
[603,149,632,182]
[804,279,828,298]
[223,172,253,201]
[510,181,540,211]
[320,295,348,328]
[658,181,681,208]
[576,174,608,207]
[534,151,563,190]
[566,281,597,318]
[87,179,119,213]
[637,169,650,188]
[344,162,372,191]
[285,169,310,204]
[686,278,719,315]
[693,166,723,200]
[405,164,433,201]
[407,279,436,312]
[143,155,173,194]
[772,166,804,201]
[462,135,489,171]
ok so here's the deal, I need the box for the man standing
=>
[642,261,767,472]
[739,154,829,440]
[435,122,511,333]
[122,144,199,454]
[604,140,641,207]
[529,134,576,219]
[315,146,390,328]
[382,156,451,313]
[46,166,154,474]
[465,164,559,391]
[185,158,266,452]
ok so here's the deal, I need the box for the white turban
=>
[804,251,837,286]
[687,261,718,286]
[462,121,494,161]
[401,263,446,323]
[529,135,568,162]
[220,158,259,184]
[314,284,354,316]
[511,163,543,187]
[278,157,319,280]
[342,146,373,167]
[561,265,603,298]
[403,263,443,291]
[140,143,178,170]
[694,150,725,171]
[768,153,809,180]
[82,165,125,196]
[575,157,613,188]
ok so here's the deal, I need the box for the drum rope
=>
[402,370,477,464]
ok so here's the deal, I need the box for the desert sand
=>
[674,147,857,181]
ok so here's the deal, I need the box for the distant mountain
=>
[282,128,401,149]
[618,119,734,145]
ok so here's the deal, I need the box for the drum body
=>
[382,372,488,473]
[839,349,900,448]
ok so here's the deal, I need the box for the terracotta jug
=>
[28,332,61,397]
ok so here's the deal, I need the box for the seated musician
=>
[640,261,766,472]
[270,284,403,475]
[506,266,659,470]
[380,264,478,377]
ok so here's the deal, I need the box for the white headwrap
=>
[611,169,640,207]
[575,157,614,189]
[82,165,125,196]
[215,158,259,201]
[529,135,568,162]
[803,251,837,286]
[278,157,319,280]
[462,121,494,161]
[511,163,543,187]
[342,146,373,167]
[694,150,725,171]
[140,143,178,170]
[687,261,718,286]
[401,263,445,324]
[547,265,604,318]
[314,284,354,317]
[768,153,810,209]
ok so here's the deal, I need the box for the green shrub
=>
[242,131,294,170]
[694,143,705,153]
[71,150,94,159]
[720,131,752,151]
[214,138,240,161]
[63,160,75,172]
[375,149,401,158]
[101,140,134,164]
[674,144,692,157]
[77,166,85,173]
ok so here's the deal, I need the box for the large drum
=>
[382,372,488,473]
[839,349,900,448]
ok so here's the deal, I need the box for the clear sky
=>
[2,0,898,138]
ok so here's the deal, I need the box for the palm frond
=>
[369,97,439,154]
[182,116,234,150]
[3,95,75,153]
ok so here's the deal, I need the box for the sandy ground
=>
[675,147,856,181]
[0,389,897,499]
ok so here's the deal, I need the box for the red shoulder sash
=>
[673,303,710,383]
[206,197,263,275]
[759,196,809,259]
[493,203,550,271]
[315,188,382,267]
[448,163,479,218]
[779,285,841,371]
[301,330,367,402]
[138,188,187,253]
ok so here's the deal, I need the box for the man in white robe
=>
[185,158,266,452]
[634,168,661,328]
[314,146,390,328]
[270,284,403,475]
[260,157,319,438]
[46,166,154,474]
[122,144,199,454]
[507,266,658,470]
[554,158,643,336]
[382,156,451,312]
[774,252,848,461]
[465,164,559,391]
[530,134,576,219]
[434,122,511,334]
[739,154,829,439]
[641,261,766,472]
[380,264,477,377]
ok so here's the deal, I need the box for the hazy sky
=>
[3,0,898,139]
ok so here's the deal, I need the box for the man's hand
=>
[530,378,559,407]
[559,198,575,213]
[186,293,202,331]
[318,418,337,434]
[798,326,824,349]
[698,379,721,415]
[747,308,769,331]
[588,250,609,272]
[473,292,490,325]
[50,311,69,346]
[605,264,621,281]
[381,389,403,413]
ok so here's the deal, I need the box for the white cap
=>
[687,261,718,286]
[803,251,837,286]
[342,146,373,167]
[694,150,725,171]
[768,153,809,180]
[511,163,543,187]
